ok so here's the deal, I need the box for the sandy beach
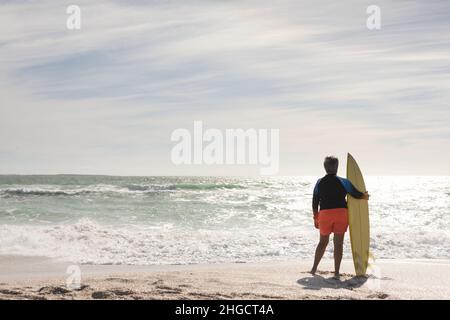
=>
[1,255,449,300]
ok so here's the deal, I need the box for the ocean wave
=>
[124,183,245,191]
[167,183,245,191]
[125,184,151,191]
[0,186,126,197]
[1,189,91,197]
[0,219,316,265]
[1,176,449,264]
[1,218,449,265]
[0,183,247,197]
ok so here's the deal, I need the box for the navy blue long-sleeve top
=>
[312,174,364,212]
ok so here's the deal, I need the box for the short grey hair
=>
[324,156,339,174]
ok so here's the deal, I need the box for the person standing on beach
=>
[310,156,369,279]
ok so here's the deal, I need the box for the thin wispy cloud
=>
[1,0,449,175]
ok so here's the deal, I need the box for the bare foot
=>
[309,269,316,275]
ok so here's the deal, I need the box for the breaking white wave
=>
[0,218,319,264]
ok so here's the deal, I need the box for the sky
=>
[1,0,450,176]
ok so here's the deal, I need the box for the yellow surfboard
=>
[346,153,370,276]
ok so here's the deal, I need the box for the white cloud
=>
[1,0,450,175]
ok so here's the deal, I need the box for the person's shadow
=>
[297,272,368,291]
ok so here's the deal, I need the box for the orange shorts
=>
[318,208,349,236]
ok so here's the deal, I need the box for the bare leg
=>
[310,235,329,274]
[333,233,345,278]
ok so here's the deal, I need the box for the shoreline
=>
[1,255,449,300]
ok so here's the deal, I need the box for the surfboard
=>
[346,153,370,276]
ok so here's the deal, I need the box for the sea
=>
[0,175,448,265]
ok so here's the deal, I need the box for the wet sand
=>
[1,255,449,300]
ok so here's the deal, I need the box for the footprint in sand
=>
[38,286,71,295]
[92,291,113,299]
[0,289,21,295]
[367,293,389,299]
[155,285,183,294]
[111,289,134,296]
